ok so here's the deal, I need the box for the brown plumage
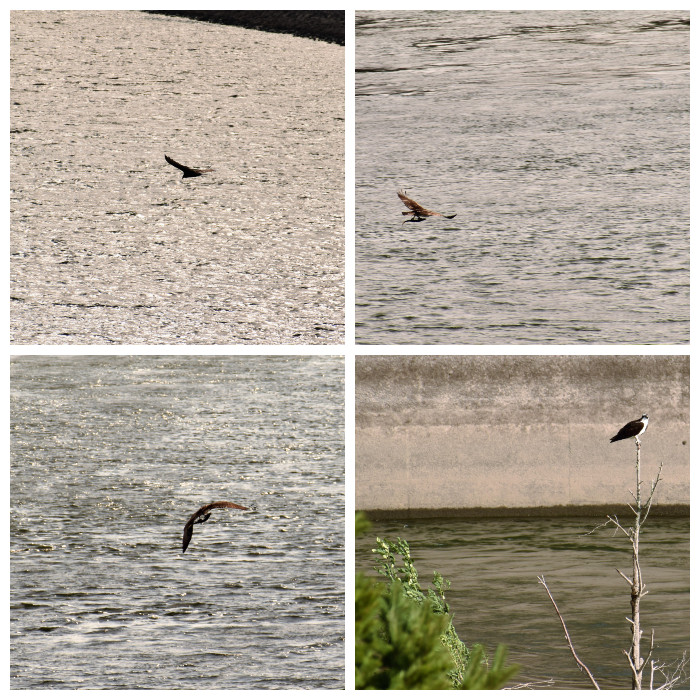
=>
[397,189,456,223]
[182,501,249,553]
[165,154,215,178]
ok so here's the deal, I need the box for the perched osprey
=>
[182,501,249,553]
[165,154,215,178]
[609,415,649,443]
[397,189,456,223]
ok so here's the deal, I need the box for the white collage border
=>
[6,5,694,695]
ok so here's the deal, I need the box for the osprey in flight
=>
[182,501,249,553]
[609,415,649,443]
[397,189,456,223]
[165,154,215,178]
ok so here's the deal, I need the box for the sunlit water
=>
[10,11,344,345]
[11,356,344,689]
[356,11,689,344]
[357,516,689,689]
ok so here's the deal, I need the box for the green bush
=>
[355,513,519,690]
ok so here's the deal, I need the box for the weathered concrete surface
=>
[356,356,689,512]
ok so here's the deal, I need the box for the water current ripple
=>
[356,10,688,344]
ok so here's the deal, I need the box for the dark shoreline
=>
[144,10,344,45]
[361,504,690,520]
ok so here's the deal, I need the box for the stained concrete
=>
[356,355,689,513]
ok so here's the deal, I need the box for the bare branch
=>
[538,575,601,690]
[606,513,634,541]
[640,466,663,527]
[616,568,633,586]
[639,629,654,674]
[506,679,555,690]
[652,650,688,689]
[581,520,612,537]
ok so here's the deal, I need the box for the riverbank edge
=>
[144,10,344,45]
[361,504,690,520]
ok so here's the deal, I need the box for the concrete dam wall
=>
[355,355,689,515]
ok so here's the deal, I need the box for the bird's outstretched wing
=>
[397,189,456,220]
[165,154,214,178]
[397,189,435,217]
[182,500,249,553]
[182,522,195,553]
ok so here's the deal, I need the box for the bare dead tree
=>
[608,436,662,688]
[539,435,686,689]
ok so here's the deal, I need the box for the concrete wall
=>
[356,356,689,513]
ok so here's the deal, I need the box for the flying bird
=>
[397,189,457,224]
[609,415,649,443]
[165,154,215,178]
[182,501,249,553]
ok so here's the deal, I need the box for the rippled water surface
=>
[357,516,689,689]
[11,11,344,344]
[356,11,689,344]
[11,356,344,689]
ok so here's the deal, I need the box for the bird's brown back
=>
[397,189,441,217]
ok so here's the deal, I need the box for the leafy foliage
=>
[355,513,519,689]
[373,534,471,684]
[356,576,458,689]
